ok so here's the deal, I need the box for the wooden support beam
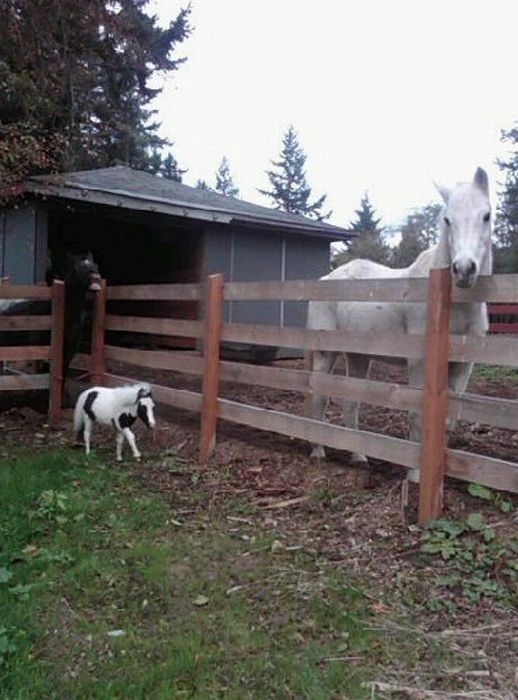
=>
[48,280,65,428]
[90,279,107,385]
[418,267,452,524]
[199,274,224,462]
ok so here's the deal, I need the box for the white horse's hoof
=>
[407,468,420,484]
[349,453,368,465]
[116,456,123,462]
[310,446,326,460]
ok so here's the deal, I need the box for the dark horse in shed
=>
[0,252,101,387]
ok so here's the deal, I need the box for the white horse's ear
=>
[434,181,451,203]
[474,167,489,194]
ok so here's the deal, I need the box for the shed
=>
[1,166,351,357]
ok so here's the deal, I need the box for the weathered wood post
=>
[418,267,452,524]
[48,279,65,427]
[200,274,224,462]
[90,279,107,385]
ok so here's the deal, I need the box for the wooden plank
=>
[200,274,224,462]
[222,274,518,303]
[220,360,309,392]
[0,285,51,299]
[105,315,203,338]
[0,316,51,330]
[0,346,50,361]
[419,268,452,524]
[48,280,65,427]
[449,392,518,431]
[101,372,202,413]
[70,353,90,372]
[0,374,50,391]
[90,279,107,384]
[220,322,425,357]
[449,334,518,366]
[105,345,204,375]
[107,283,201,301]
[488,323,518,334]
[488,303,518,315]
[217,398,420,469]
[446,450,518,493]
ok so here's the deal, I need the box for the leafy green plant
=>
[420,517,518,608]
[32,489,68,524]
[0,627,19,667]
[468,483,513,513]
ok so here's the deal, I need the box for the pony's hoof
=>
[310,446,326,461]
[116,456,123,463]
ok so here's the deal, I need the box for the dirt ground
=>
[1,359,517,697]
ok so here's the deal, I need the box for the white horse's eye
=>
[444,216,451,226]
[483,212,490,223]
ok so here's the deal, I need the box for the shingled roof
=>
[26,166,351,240]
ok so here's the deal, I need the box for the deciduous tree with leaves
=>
[259,126,331,221]
[0,0,191,191]
[392,202,441,268]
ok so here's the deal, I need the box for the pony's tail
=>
[73,392,86,434]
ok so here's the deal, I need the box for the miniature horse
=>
[307,168,492,481]
[74,383,156,461]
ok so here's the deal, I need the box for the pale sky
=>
[149,0,518,229]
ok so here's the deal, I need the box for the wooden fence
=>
[489,303,518,334]
[73,271,518,525]
[0,281,65,426]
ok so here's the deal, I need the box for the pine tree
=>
[215,157,239,197]
[0,1,192,190]
[495,124,518,272]
[259,126,331,221]
[160,152,187,182]
[196,179,212,191]
[332,193,391,267]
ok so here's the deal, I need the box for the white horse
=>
[307,168,492,480]
[74,383,156,461]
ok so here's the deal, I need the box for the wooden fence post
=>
[418,267,452,525]
[200,274,224,462]
[90,279,107,385]
[48,279,65,427]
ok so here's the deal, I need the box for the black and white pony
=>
[307,168,492,481]
[0,252,101,381]
[74,383,156,461]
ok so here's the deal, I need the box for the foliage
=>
[215,156,239,197]
[333,193,391,267]
[0,0,192,190]
[392,202,441,268]
[259,125,331,220]
[196,178,212,191]
[494,124,518,272]
[420,517,517,611]
[468,482,513,514]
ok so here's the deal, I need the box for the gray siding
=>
[0,204,46,284]
[284,233,330,327]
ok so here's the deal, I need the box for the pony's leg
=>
[115,431,124,462]
[342,353,370,464]
[122,428,141,460]
[83,417,92,456]
[309,351,338,460]
[407,359,425,482]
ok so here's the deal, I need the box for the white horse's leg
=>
[123,427,141,461]
[407,359,425,482]
[115,431,124,462]
[83,416,92,456]
[309,351,338,460]
[342,353,370,464]
[447,361,473,431]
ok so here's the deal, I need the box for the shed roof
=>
[26,166,351,240]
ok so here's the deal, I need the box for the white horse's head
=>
[436,168,492,288]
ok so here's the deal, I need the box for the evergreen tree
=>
[259,125,331,221]
[333,193,391,267]
[160,152,187,182]
[495,124,518,272]
[215,156,239,197]
[392,203,441,268]
[196,179,212,191]
[0,1,192,191]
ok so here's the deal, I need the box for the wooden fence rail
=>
[74,273,518,524]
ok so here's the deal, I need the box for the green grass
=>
[472,364,518,381]
[0,450,380,699]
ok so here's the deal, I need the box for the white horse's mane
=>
[107,383,152,404]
